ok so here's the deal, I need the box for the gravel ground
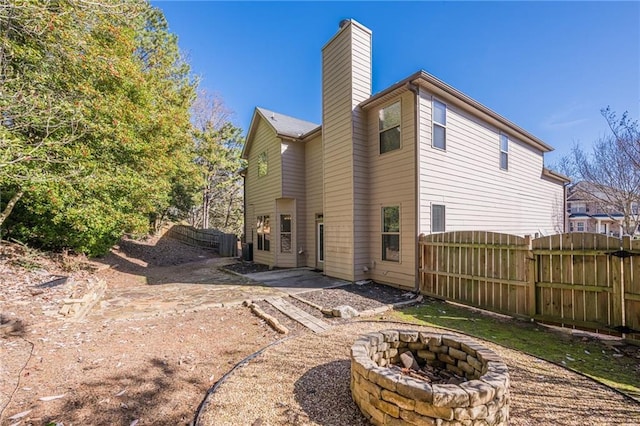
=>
[297,283,415,312]
[199,321,640,426]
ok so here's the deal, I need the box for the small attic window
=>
[379,101,401,154]
[257,152,268,177]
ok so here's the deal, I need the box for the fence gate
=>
[532,233,625,332]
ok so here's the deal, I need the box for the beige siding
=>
[304,135,323,268]
[322,20,372,281]
[366,92,417,289]
[417,87,564,236]
[281,140,306,266]
[245,117,282,266]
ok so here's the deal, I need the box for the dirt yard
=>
[0,236,282,425]
[2,235,639,425]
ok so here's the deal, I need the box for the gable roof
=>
[242,107,320,159]
[359,70,555,154]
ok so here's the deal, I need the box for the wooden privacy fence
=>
[166,225,237,257]
[419,231,640,340]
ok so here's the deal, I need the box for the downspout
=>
[408,82,421,293]
[563,182,568,233]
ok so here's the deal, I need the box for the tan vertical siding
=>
[281,141,306,266]
[351,25,372,282]
[322,21,372,281]
[366,92,416,289]
[417,87,564,236]
[304,135,323,268]
[244,117,282,266]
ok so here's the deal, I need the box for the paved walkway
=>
[244,268,348,294]
[265,296,331,333]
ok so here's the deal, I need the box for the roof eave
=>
[542,167,571,184]
[360,70,555,154]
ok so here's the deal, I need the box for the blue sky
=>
[153,1,639,165]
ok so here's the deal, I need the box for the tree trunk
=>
[0,189,24,229]
[201,183,210,229]
[223,191,234,229]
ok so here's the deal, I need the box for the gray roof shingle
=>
[257,107,319,139]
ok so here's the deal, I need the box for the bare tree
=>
[190,91,245,234]
[571,108,640,235]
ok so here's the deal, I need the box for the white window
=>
[379,102,401,154]
[257,215,270,251]
[569,222,574,232]
[500,134,509,170]
[280,214,292,253]
[432,204,445,232]
[257,152,268,177]
[577,222,585,232]
[432,100,446,150]
[382,206,400,262]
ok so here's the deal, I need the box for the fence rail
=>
[166,225,237,257]
[419,231,640,342]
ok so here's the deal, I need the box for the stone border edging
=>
[292,292,424,318]
[244,300,289,334]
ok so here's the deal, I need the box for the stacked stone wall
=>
[350,330,509,426]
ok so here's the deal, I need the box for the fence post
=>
[524,235,536,317]
[613,236,630,330]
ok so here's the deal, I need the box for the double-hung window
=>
[379,102,401,154]
[280,214,292,253]
[257,152,268,177]
[577,222,585,232]
[257,215,270,251]
[381,206,400,262]
[431,204,445,233]
[433,100,446,150]
[500,134,509,170]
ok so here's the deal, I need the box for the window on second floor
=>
[499,134,509,170]
[257,152,268,177]
[432,100,446,150]
[379,101,401,154]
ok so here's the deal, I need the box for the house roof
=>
[569,213,591,219]
[359,70,555,154]
[242,107,321,159]
[255,107,320,139]
[244,70,560,158]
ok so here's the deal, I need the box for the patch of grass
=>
[392,300,640,401]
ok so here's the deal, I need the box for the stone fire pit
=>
[350,329,509,425]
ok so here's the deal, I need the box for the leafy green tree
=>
[1,0,199,255]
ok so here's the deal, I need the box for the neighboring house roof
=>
[591,213,624,219]
[242,107,320,159]
[568,213,591,219]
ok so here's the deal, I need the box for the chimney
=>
[321,19,372,282]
